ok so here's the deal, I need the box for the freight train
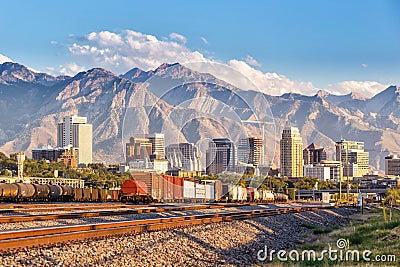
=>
[0,173,289,204]
[0,182,120,202]
[120,173,289,203]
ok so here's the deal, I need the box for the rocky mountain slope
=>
[0,62,398,171]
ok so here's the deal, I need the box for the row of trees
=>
[202,173,339,191]
[0,152,130,188]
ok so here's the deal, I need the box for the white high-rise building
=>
[57,115,92,165]
[146,133,165,160]
[166,143,200,171]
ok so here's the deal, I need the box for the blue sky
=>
[0,0,399,96]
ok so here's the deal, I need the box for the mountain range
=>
[0,61,399,172]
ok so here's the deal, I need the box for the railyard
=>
[0,202,359,266]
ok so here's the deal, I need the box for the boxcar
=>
[163,175,174,201]
[99,189,108,202]
[214,180,222,201]
[183,179,195,201]
[195,183,205,202]
[173,176,184,202]
[91,188,99,201]
[82,188,91,201]
[205,184,214,201]
[132,173,163,202]
[73,188,83,201]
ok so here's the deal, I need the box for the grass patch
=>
[313,227,334,235]
[294,208,400,266]
[300,223,317,230]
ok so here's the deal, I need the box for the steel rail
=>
[0,205,333,251]
[0,203,283,223]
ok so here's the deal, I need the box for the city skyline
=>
[0,1,399,97]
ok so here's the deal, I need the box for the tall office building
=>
[206,138,236,174]
[303,143,327,165]
[125,137,152,162]
[237,137,262,166]
[385,154,400,176]
[335,139,369,178]
[280,127,303,178]
[147,133,165,160]
[166,143,200,171]
[57,115,92,165]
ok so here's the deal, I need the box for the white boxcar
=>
[229,185,238,201]
[195,183,205,199]
[237,187,247,201]
[261,189,275,202]
[254,189,260,202]
[183,180,195,199]
[205,184,214,201]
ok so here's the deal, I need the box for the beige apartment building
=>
[280,127,303,178]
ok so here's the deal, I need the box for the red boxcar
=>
[130,173,163,201]
[163,175,174,201]
[214,180,222,201]
[173,176,184,201]
[247,187,254,202]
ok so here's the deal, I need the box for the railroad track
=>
[0,203,169,213]
[0,205,333,251]
[0,203,275,223]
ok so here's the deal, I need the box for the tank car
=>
[120,179,153,203]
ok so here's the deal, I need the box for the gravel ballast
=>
[0,207,357,267]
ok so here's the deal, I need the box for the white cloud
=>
[59,62,86,76]
[67,30,205,73]
[200,37,208,45]
[361,63,368,68]
[227,59,316,95]
[327,81,387,98]
[169,32,187,44]
[56,29,387,97]
[0,53,13,64]
[245,55,261,67]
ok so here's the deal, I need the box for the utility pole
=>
[335,143,342,202]
[346,143,349,204]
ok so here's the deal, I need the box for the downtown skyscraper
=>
[280,127,303,178]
